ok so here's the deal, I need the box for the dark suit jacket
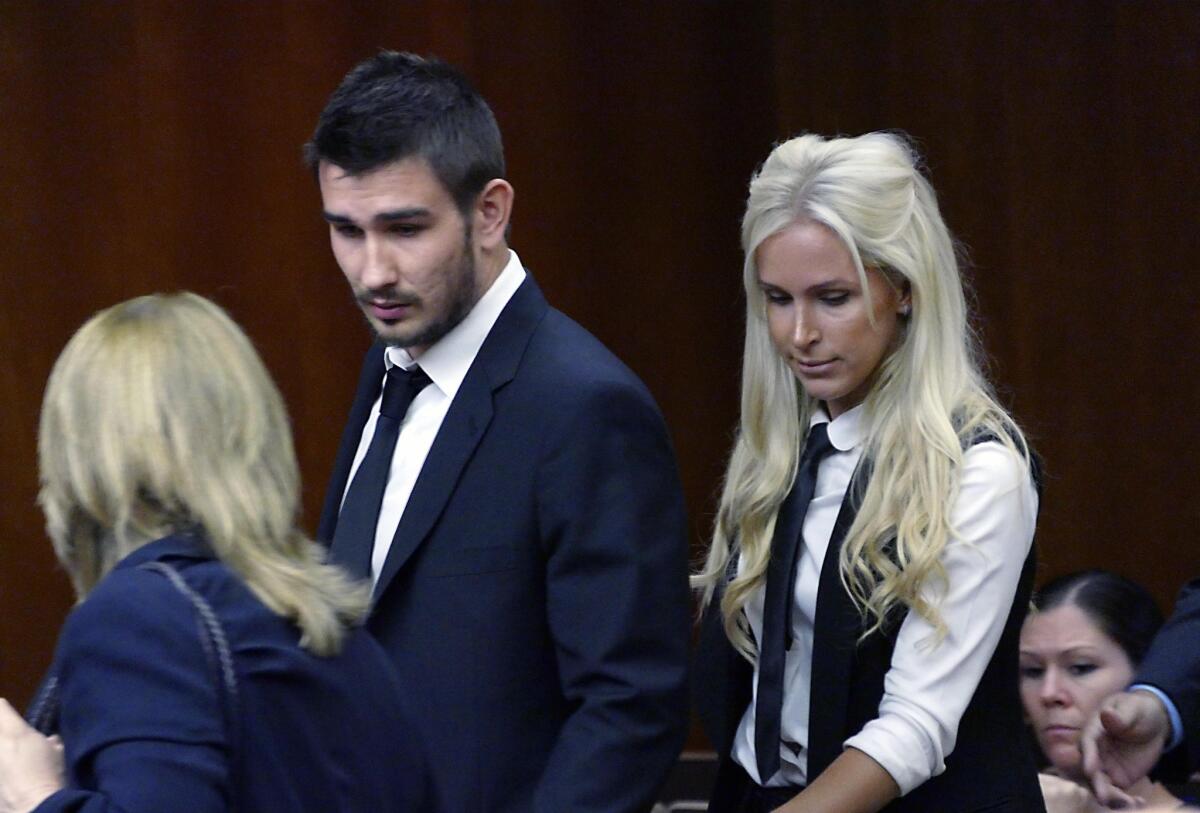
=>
[32,533,427,813]
[318,276,691,813]
[695,460,1045,813]
[1137,579,1200,769]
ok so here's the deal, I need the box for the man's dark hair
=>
[304,51,505,213]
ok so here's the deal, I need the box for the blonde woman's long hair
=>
[38,292,369,656]
[694,132,1030,660]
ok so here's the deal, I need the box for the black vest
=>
[694,448,1047,813]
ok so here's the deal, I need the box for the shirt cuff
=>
[1128,684,1184,751]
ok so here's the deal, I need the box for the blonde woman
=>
[0,293,427,812]
[694,133,1043,813]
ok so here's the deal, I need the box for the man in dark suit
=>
[1082,579,1200,807]
[305,51,690,812]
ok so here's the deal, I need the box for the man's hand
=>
[1080,689,1170,809]
[0,698,64,813]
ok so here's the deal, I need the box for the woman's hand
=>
[1038,773,1091,813]
[1037,772,1115,813]
[0,698,64,813]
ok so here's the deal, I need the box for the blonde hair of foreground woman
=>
[38,292,368,654]
[693,132,1031,657]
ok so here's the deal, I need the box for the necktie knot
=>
[800,422,835,469]
[329,363,431,581]
[380,365,431,420]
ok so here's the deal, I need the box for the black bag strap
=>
[27,674,60,734]
[28,561,243,808]
[138,561,241,809]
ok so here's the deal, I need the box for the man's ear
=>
[472,179,514,249]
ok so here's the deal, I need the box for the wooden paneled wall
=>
[2,3,1197,743]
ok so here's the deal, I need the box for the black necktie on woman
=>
[755,422,835,783]
[329,365,431,581]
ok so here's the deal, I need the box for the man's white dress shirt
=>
[341,250,527,585]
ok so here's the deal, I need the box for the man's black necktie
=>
[755,422,835,783]
[329,365,431,581]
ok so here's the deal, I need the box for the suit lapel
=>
[371,372,494,598]
[371,276,548,599]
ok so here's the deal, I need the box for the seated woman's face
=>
[756,219,906,419]
[1019,603,1135,778]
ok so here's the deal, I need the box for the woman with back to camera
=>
[693,132,1044,812]
[1021,570,1190,812]
[0,292,427,812]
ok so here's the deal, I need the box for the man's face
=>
[319,158,480,355]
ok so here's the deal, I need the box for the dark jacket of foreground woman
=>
[31,532,428,812]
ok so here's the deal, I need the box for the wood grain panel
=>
[1,3,1197,760]
[769,1,1200,605]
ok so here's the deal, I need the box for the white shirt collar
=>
[384,249,526,400]
[809,401,866,452]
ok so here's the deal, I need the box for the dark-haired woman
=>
[1020,570,1189,812]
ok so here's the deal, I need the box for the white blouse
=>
[732,404,1038,795]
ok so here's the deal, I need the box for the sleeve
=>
[1134,578,1200,766]
[531,377,691,813]
[843,442,1038,795]
[32,569,230,813]
[1126,684,1184,750]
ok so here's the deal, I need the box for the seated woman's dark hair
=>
[1033,569,1164,665]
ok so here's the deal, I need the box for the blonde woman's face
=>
[1019,604,1135,779]
[756,220,907,418]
